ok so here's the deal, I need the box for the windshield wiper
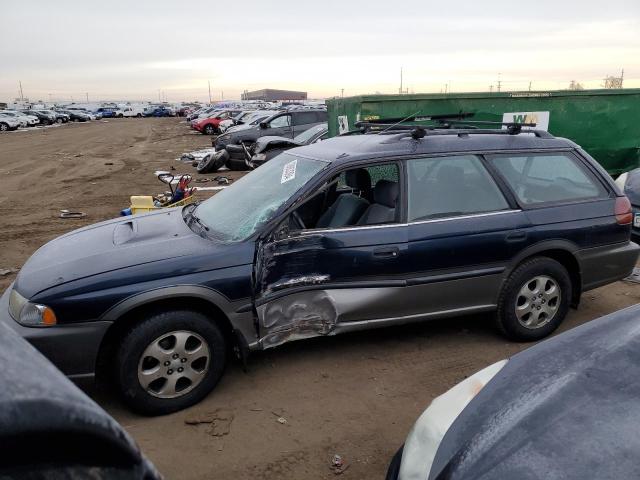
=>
[183,203,210,234]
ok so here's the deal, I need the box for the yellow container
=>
[129,194,196,215]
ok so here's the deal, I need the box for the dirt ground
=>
[1,119,640,479]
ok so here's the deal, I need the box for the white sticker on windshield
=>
[281,159,297,184]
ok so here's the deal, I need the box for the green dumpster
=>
[326,89,640,175]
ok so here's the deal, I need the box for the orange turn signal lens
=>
[41,307,57,326]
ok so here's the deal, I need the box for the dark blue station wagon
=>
[2,127,637,414]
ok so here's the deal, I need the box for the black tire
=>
[56,118,63,124]
[496,257,571,341]
[197,150,228,174]
[385,446,403,480]
[203,124,216,135]
[136,113,142,118]
[115,309,226,415]
[227,156,249,171]
[118,114,124,118]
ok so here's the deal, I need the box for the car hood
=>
[429,303,640,480]
[254,135,301,153]
[13,208,250,299]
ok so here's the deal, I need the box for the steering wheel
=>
[292,211,306,229]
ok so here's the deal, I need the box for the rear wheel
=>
[203,124,216,135]
[115,309,226,415]
[56,118,63,124]
[136,113,142,118]
[496,257,571,341]
[0,122,8,131]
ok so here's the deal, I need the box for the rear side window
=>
[407,155,509,221]
[294,111,318,125]
[488,153,608,205]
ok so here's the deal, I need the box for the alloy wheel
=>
[515,275,561,329]
[137,330,210,398]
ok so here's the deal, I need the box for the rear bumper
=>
[0,287,111,378]
[577,241,640,291]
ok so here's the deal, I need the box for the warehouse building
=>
[241,89,307,101]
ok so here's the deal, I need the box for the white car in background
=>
[0,110,38,127]
[0,114,21,131]
[121,106,145,118]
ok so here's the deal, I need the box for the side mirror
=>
[260,122,268,129]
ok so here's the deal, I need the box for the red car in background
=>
[192,110,243,135]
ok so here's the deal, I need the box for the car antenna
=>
[379,111,421,133]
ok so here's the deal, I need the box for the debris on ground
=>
[184,409,234,437]
[623,267,640,284]
[59,209,87,219]
[271,410,288,425]
[0,268,19,276]
[330,454,350,475]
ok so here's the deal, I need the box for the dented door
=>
[254,225,408,348]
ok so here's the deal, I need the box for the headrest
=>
[345,169,372,191]
[373,180,399,208]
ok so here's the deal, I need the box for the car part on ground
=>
[197,149,229,174]
[2,127,637,415]
[387,303,640,480]
[0,308,160,477]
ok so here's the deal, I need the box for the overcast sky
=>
[1,0,639,102]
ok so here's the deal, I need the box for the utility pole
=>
[399,67,403,94]
[490,85,494,93]
[497,73,502,92]
[86,92,89,102]
[341,88,344,98]
[208,80,212,103]
[528,81,532,91]
[19,81,24,101]
[221,90,224,100]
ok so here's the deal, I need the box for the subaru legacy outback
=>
[2,126,637,415]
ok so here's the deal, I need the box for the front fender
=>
[100,285,258,349]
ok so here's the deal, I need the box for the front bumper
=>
[0,287,111,378]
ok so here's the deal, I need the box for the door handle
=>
[506,230,527,242]
[373,246,400,258]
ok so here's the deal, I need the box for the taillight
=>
[615,196,633,225]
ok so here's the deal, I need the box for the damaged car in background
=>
[225,122,328,170]
[386,304,640,480]
[1,125,637,415]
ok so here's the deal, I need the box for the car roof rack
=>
[378,125,555,142]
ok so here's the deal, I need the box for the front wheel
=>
[203,124,216,135]
[115,309,226,415]
[0,122,8,131]
[495,257,571,341]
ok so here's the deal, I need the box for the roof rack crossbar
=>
[379,127,555,143]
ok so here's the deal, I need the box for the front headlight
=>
[398,359,508,480]
[8,289,57,327]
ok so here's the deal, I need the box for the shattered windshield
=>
[194,154,327,242]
